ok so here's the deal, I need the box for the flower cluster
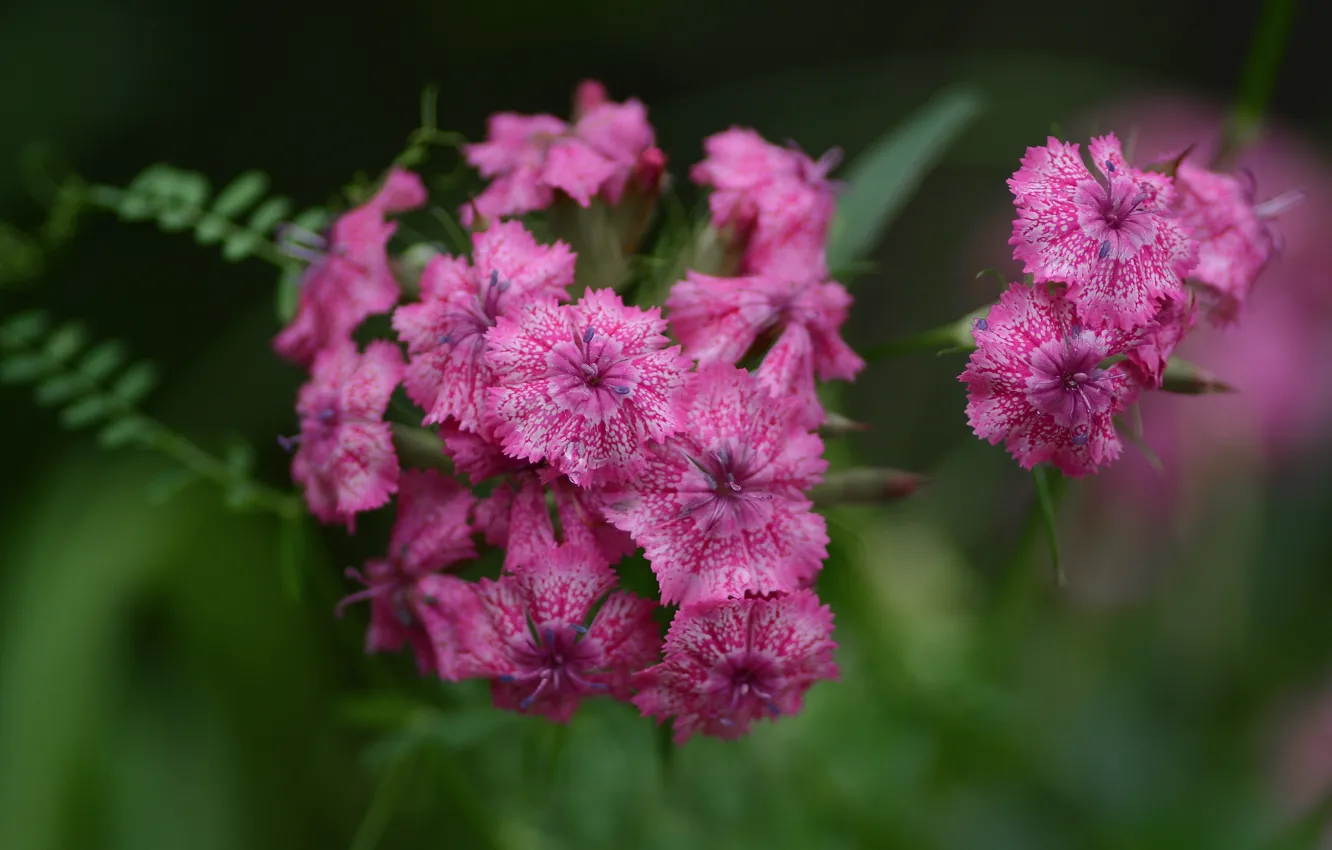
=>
[962,133,1299,476]
[272,83,852,742]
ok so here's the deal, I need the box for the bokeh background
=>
[4,1,1332,848]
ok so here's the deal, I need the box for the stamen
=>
[974,318,988,331]
[276,434,302,452]
[1105,160,1116,173]
[612,385,631,395]
[570,624,588,635]
[1099,240,1112,260]
[1255,189,1306,220]
[436,333,452,346]
[498,675,516,683]
[583,326,596,344]
[1072,433,1089,446]
[580,362,598,378]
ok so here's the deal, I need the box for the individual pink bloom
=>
[438,420,527,484]
[602,363,829,607]
[632,589,838,744]
[1008,133,1196,330]
[337,469,477,674]
[486,288,692,487]
[1174,160,1300,325]
[691,128,839,278]
[274,168,426,367]
[474,469,635,572]
[666,270,863,423]
[464,544,660,722]
[291,341,403,527]
[461,83,663,225]
[393,221,575,432]
[1123,291,1198,389]
[960,283,1143,477]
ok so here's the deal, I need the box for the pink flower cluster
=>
[271,83,848,743]
[962,132,1299,477]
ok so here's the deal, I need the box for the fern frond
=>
[1,310,301,518]
[84,164,328,268]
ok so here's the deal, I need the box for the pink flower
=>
[1174,160,1294,325]
[486,288,692,487]
[690,128,838,278]
[464,543,660,722]
[1008,134,1196,330]
[1124,291,1198,389]
[274,168,426,367]
[461,83,664,225]
[291,341,403,527]
[602,363,829,607]
[438,420,527,484]
[666,270,863,423]
[393,221,575,432]
[337,469,477,675]
[632,589,838,744]
[960,283,1142,477]
[475,471,635,572]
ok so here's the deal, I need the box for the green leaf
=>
[112,361,159,404]
[78,339,128,382]
[145,467,197,505]
[826,86,983,275]
[274,263,304,323]
[59,395,112,429]
[225,440,255,477]
[0,310,50,346]
[97,415,151,449]
[277,514,306,600]
[43,321,88,363]
[34,374,84,406]
[246,197,293,235]
[289,207,331,234]
[0,352,51,383]
[1031,466,1066,584]
[211,170,270,218]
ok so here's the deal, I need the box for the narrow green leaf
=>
[211,170,270,218]
[275,263,304,322]
[153,170,210,232]
[1031,466,1066,584]
[289,207,331,234]
[145,467,197,505]
[112,361,159,404]
[826,86,983,275]
[278,514,306,600]
[78,339,127,382]
[34,374,84,406]
[225,440,255,476]
[43,322,89,362]
[246,197,294,235]
[0,310,50,346]
[0,352,51,383]
[220,231,260,261]
[59,395,112,429]
[97,415,150,449]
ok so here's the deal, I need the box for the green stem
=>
[142,421,301,519]
[1217,0,1300,166]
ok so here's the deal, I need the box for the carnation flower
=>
[486,288,691,487]
[1124,291,1198,389]
[464,544,660,722]
[475,470,635,572]
[690,128,838,278]
[961,283,1145,477]
[461,82,664,225]
[393,221,575,432]
[1008,134,1196,330]
[291,341,404,526]
[602,363,829,607]
[274,168,426,367]
[337,469,477,675]
[666,269,863,423]
[632,590,838,744]
[1174,160,1299,325]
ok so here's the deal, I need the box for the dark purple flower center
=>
[1025,329,1116,431]
[706,650,784,725]
[437,269,508,351]
[501,621,607,710]
[1076,173,1161,261]
[546,326,639,418]
[336,559,428,627]
[677,441,776,535]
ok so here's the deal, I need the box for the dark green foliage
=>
[0,309,298,519]
[85,164,327,266]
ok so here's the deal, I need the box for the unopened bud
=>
[809,467,928,505]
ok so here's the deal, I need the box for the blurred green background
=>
[4,0,1332,848]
